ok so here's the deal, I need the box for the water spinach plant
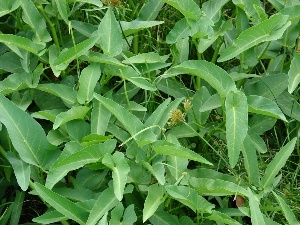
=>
[0,0,299,224]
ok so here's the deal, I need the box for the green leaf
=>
[33,183,89,225]
[0,72,33,95]
[0,94,60,169]
[247,95,287,122]
[152,140,212,165]
[143,184,165,222]
[165,185,214,213]
[248,132,267,153]
[241,135,260,186]
[53,36,99,71]
[102,152,130,201]
[94,94,157,146]
[189,177,249,197]
[207,211,242,225]
[232,0,262,19]
[10,190,25,225]
[162,60,236,98]
[138,0,164,21]
[218,14,291,62]
[149,209,181,225]
[288,53,300,94]
[37,83,77,105]
[98,8,123,56]
[247,188,265,225]
[77,63,101,103]
[33,211,66,224]
[166,19,191,44]
[0,34,45,55]
[202,0,229,23]
[6,152,30,191]
[20,0,51,43]
[54,0,69,24]
[225,91,248,168]
[280,5,300,20]
[121,20,164,36]
[277,92,300,122]
[80,51,125,67]
[32,109,65,123]
[53,106,90,129]
[0,0,20,17]
[162,0,201,20]
[272,191,300,225]
[91,100,111,135]
[122,204,137,225]
[86,186,119,225]
[122,52,168,64]
[199,93,222,112]
[45,140,116,189]
[261,138,297,192]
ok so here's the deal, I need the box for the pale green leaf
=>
[31,109,65,123]
[6,152,30,191]
[77,63,101,103]
[33,211,66,224]
[272,191,300,225]
[207,211,242,225]
[232,0,263,19]
[86,186,119,225]
[53,106,90,130]
[143,184,165,222]
[288,53,300,93]
[162,0,201,20]
[141,161,165,185]
[0,94,60,169]
[277,92,300,122]
[202,0,229,23]
[225,91,248,168]
[55,0,69,24]
[0,0,20,17]
[166,19,191,44]
[33,183,89,225]
[218,14,291,62]
[248,188,265,225]
[121,20,164,36]
[261,138,297,192]
[247,95,287,122]
[45,140,116,189]
[91,100,111,135]
[280,5,300,20]
[152,140,212,165]
[98,8,123,56]
[122,52,168,64]
[20,0,51,43]
[122,204,137,225]
[138,0,164,21]
[162,60,236,98]
[80,51,125,67]
[149,210,181,225]
[0,72,33,95]
[248,131,267,153]
[199,93,222,112]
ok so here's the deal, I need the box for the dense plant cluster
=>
[0,0,299,224]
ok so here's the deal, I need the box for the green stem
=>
[133,33,139,54]
[211,37,222,64]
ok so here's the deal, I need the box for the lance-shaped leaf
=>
[33,183,89,225]
[53,106,90,130]
[33,211,67,224]
[225,91,248,168]
[37,83,77,105]
[143,184,165,223]
[218,14,291,62]
[272,191,300,225]
[138,0,164,21]
[207,211,242,225]
[121,20,164,36]
[77,63,101,104]
[0,34,45,55]
[162,60,236,99]
[102,152,130,201]
[94,94,157,146]
[0,94,60,169]
[288,53,300,94]
[141,161,165,185]
[152,140,212,165]
[247,95,287,122]
[91,100,111,135]
[80,51,125,67]
[261,138,297,192]
[202,0,229,23]
[149,209,181,225]
[86,186,119,225]
[247,188,265,225]
[162,0,200,20]
[6,152,30,191]
[0,0,20,17]
[166,18,191,44]
[20,0,51,43]
[98,8,123,56]
[45,140,116,189]
[54,0,69,24]
[165,185,214,213]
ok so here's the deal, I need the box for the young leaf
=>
[143,184,165,222]
[261,138,297,192]
[45,140,116,189]
[54,0,69,24]
[272,191,300,225]
[33,183,89,225]
[162,0,201,20]
[86,186,119,225]
[247,188,265,225]
[98,8,123,56]
[102,152,130,201]
[53,106,91,130]
[94,94,157,146]
[162,60,236,98]
[225,91,248,168]
[20,0,51,43]
[6,152,30,191]
[218,14,291,62]
[247,95,287,122]
[152,140,212,165]
[77,63,101,104]
[0,0,20,17]
[0,94,60,169]
[288,52,300,94]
